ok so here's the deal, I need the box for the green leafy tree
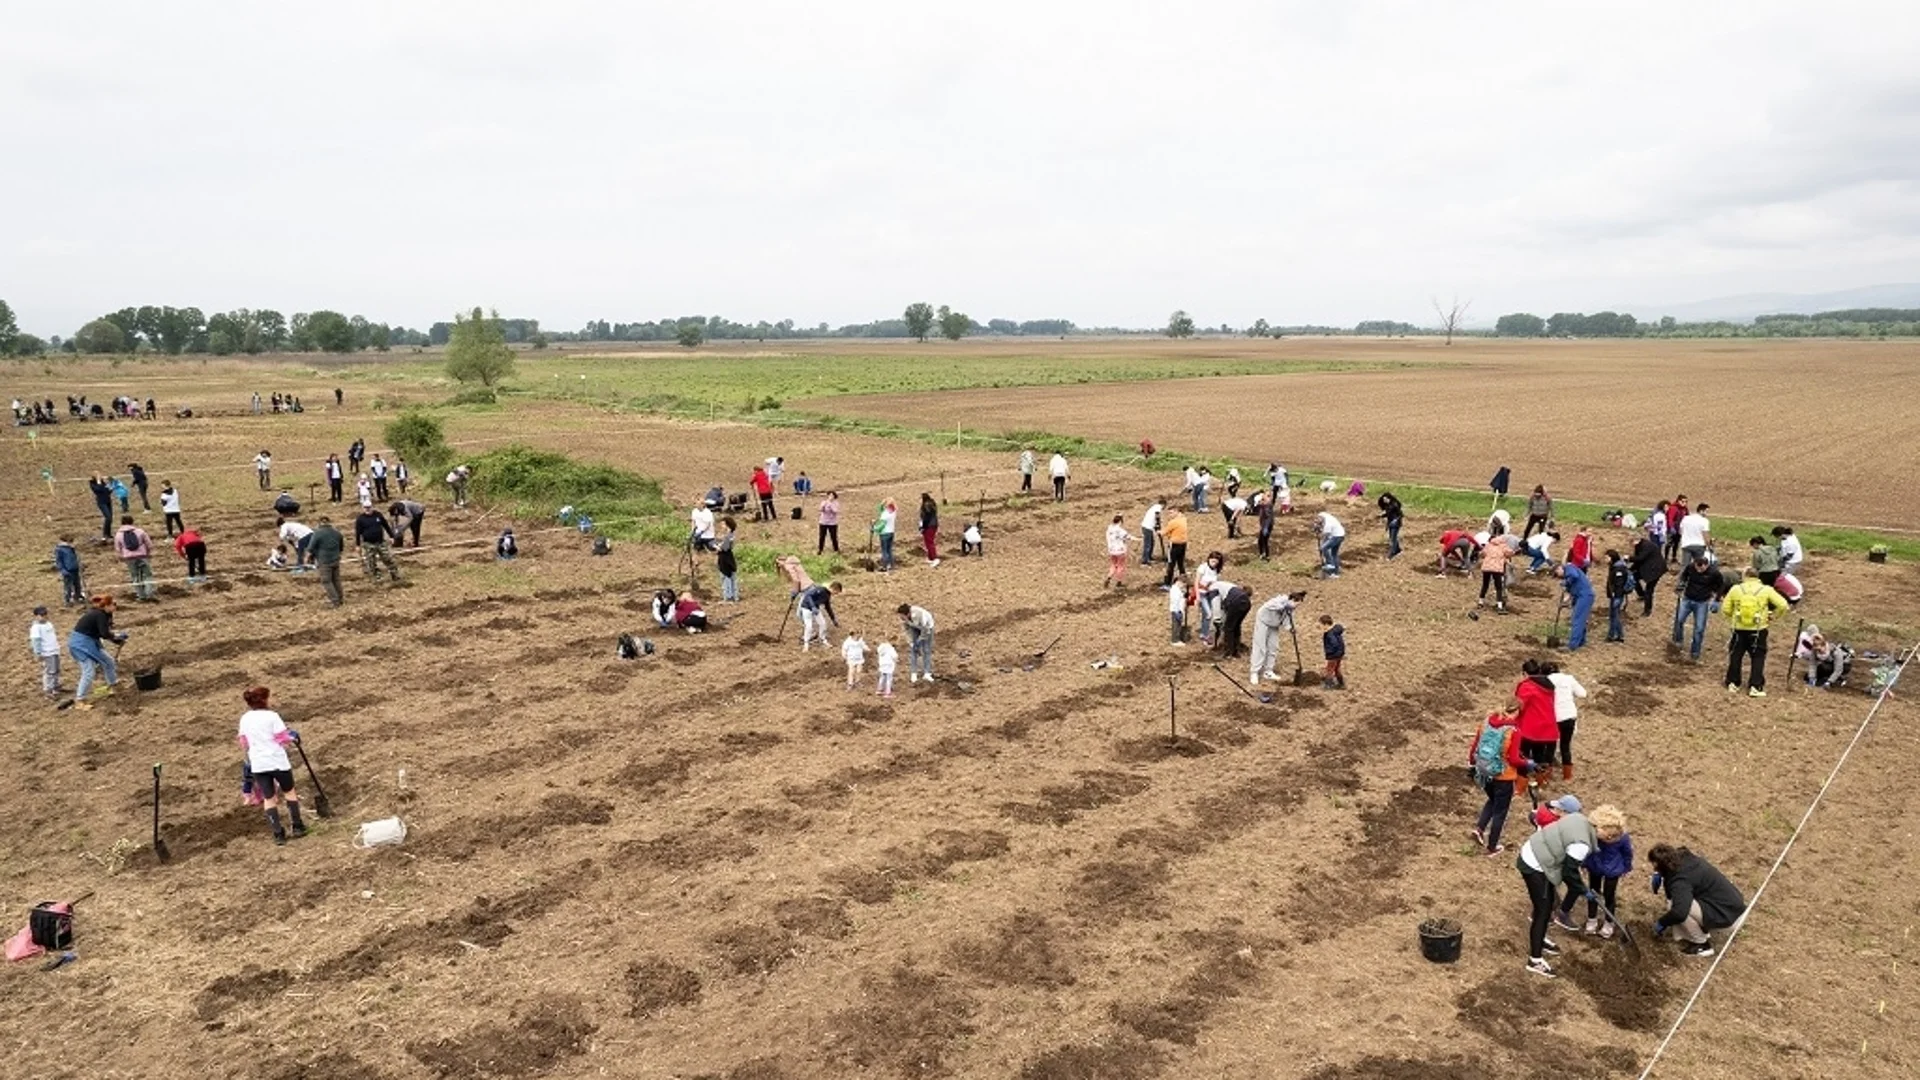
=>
[370,323,391,352]
[74,318,128,353]
[289,312,314,351]
[1166,310,1195,338]
[903,302,935,342]
[306,310,356,352]
[936,304,972,341]
[675,320,705,348]
[0,299,17,355]
[1494,313,1546,337]
[1247,318,1271,338]
[445,306,518,384]
[12,333,45,356]
[255,310,288,350]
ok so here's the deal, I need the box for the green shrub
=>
[443,386,498,407]
[384,409,449,472]
[464,446,671,539]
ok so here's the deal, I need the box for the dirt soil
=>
[811,336,1920,530]
[1,369,1916,1079]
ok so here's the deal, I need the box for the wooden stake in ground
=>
[1784,617,1806,685]
[1168,676,1177,744]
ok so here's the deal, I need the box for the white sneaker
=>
[928,559,940,567]
[910,674,919,683]
[1249,676,1261,688]
[923,674,934,683]
[1526,957,1556,979]
[1584,918,1601,935]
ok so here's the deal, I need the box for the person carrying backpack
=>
[1723,568,1790,697]
[1470,708,1532,856]
[114,516,156,602]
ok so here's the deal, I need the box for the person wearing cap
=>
[1648,843,1746,957]
[28,606,62,698]
[1516,806,1617,978]
[1723,567,1790,697]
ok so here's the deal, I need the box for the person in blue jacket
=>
[1556,561,1596,650]
[1555,804,1632,938]
[53,537,83,605]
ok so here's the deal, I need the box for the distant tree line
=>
[1496,308,1920,338]
[8,301,437,355]
[560,309,1075,345]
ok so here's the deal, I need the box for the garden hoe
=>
[1594,896,1640,953]
[1212,663,1273,705]
[1544,591,1568,648]
[150,763,171,863]
[291,734,334,818]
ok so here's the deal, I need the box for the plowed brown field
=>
[2,363,1916,1080]
[813,337,1920,530]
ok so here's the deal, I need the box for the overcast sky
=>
[4,1,1918,335]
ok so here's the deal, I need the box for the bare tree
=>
[1432,295,1472,345]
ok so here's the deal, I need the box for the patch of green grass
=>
[465,446,672,541]
[383,350,1385,414]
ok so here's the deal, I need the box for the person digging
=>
[237,686,307,846]
[1249,590,1306,686]
[1648,843,1747,957]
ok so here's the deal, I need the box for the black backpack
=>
[29,902,74,949]
[592,537,611,556]
[617,633,640,660]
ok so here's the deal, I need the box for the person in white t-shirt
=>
[1772,526,1803,574]
[253,450,273,491]
[1678,504,1712,563]
[874,640,899,698]
[841,632,868,690]
[236,686,306,845]
[1105,514,1136,588]
[278,518,314,570]
[689,504,716,551]
[1221,494,1249,539]
[1048,453,1070,502]
[1545,662,1588,782]
[1315,511,1347,577]
[1139,501,1164,566]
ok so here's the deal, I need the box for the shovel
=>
[1545,591,1568,648]
[1023,634,1063,671]
[1595,897,1639,952]
[1286,620,1311,686]
[1211,663,1273,704]
[151,763,171,862]
[1783,616,1806,685]
[290,734,334,818]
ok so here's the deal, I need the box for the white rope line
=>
[1635,640,1918,1080]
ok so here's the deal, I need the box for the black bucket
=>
[1419,918,1462,963]
[134,668,163,692]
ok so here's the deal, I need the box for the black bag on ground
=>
[617,633,640,660]
[592,537,611,556]
[29,902,74,949]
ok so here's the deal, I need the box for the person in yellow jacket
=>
[1723,568,1790,697]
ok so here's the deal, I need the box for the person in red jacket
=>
[1437,529,1479,577]
[1511,659,1561,770]
[173,526,208,583]
[750,465,775,522]
[1566,525,1594,571]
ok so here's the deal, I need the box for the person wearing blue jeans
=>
[1527,531,1559,573]
[1377,492,1403,560]
[1670,555,1720,660]
[1315,511,1346,577]
[1604,550,1632,643]
[67,595,125,709]
[899,603,935,683]
[1139,503,1161,566]
[1557,562,1595,650]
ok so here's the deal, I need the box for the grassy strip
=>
[762,412,1919,561]
[464,444,844,581]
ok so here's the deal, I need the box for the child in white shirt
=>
[961,521,983,557]
[875,640,899,698]
[841,633,868,690]
[266,544,290,570]
[28,605,60,697]
[1168,573,1189,645]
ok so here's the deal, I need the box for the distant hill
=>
[1620,284,1920,324]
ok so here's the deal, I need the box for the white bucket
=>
[353,816,408,849]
